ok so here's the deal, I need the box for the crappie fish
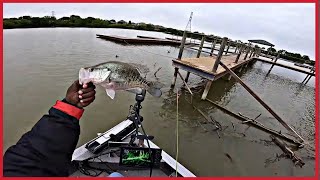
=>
[79,61,163,99]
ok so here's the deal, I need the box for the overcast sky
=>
[4,3,316,59]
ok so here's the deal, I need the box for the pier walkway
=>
[254,56,315,76]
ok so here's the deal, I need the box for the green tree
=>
[302,55,310,61]
[267,47,276,53]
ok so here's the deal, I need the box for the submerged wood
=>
[219,62,305,143]
[193,105,222,138]
[177,71,193,104]
[205,98,303,146]
[154,67,162,78]
[270,135,305,167]
[177,71,193,95]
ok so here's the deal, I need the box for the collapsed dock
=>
[96,34,195,46]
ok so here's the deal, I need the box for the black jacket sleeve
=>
[3,100,84,177]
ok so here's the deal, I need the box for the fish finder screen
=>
[119,147,162,168]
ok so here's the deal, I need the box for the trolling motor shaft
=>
[128,89,154,146]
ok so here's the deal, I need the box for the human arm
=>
[3,80,96,177]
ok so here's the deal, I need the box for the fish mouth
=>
[79,68,111,85]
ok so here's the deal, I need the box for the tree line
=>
[265,47,314,66]
[4,15,187,36]
[4,15,314,66]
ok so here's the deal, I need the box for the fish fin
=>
[106,89,116,100]
[147,87,162,97]
[146,81,163,97]
[148,81,165,89]
[126,88,143,94]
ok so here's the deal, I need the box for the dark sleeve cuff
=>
[52,100,84,120]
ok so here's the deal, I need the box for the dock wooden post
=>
[225,41,231,55]
[201,81,213,100]
[239,65,244,72]
[302,66,315,84]
[249,48,254,58]
[201,37,228,100]
[227,74,232,81]
[235,44,243,63]
[267,48,271,55]
[244,45,250,60]
[213,37,228,73]
[196,35,206,58]
[171,30,188,88]
[234,42,239,53]
[252,48,257,57]
[304,74,313,84]
[219,62,305,143]
[210,37,217,56]
[266,52,281,76]
[185,35,206,83]
[257,48,261,57]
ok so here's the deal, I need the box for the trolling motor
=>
[85,90,154,153]
[128,89,154,146]
[84,89,162,174]
[120,89,162,171]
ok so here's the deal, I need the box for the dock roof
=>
[248,39,274,47]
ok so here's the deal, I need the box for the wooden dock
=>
[254,56,315,76]
[171,35,260,100]
[96,34,190,46]
[168,27,306,143]
[172,53,253,81]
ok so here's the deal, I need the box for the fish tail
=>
[146,81,164,97]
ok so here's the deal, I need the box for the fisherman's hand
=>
[65,80,96,108]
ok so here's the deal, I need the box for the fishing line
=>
[175,88,179,177]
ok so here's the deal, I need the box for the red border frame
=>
[1,2,3,178]
[1,0,318,179]
[315,1,319,179]
[1,0,317,2]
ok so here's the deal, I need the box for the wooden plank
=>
[175,54,251,75]
[172,60,215,81]
[219,62,305,143]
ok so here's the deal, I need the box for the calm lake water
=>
[4,28,315,176]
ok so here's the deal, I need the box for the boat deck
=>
[172,53,253,81]
[71,119,196,177]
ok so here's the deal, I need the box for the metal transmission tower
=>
[50,11,56,27]
[185,12,193,32]
[184,12,193,43]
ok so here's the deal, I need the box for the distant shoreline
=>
[4,15,314,66]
